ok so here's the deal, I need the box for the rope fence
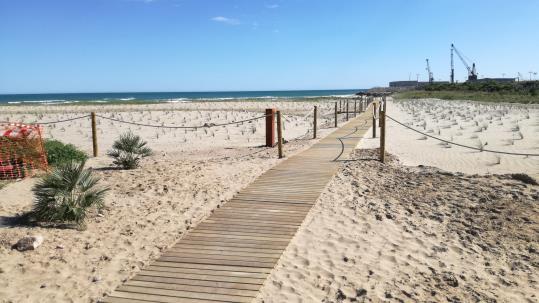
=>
[385,114,539,157]
[0,114,91,126]
[95,113,269,129]
[1,97,373,170]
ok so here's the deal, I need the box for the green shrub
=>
[44,139,88,166]
[31,160,108,226]
[107,131,152,169]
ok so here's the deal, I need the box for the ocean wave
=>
[16,100,80,105]
[118,97,135,101]
[165,98,189,103]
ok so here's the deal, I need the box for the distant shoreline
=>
[0,89,366,106]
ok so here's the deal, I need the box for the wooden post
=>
[346,101,349,121]
[91,112,98,157]
[372,103,377,138]
[354,101,357,117]
[276,110,283,158]
[380,101,386,163]
[265,108,276,147]
[334,102,338,128]
[313,106,317,139]
[378,98,384,127]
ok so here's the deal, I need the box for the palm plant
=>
[107,131,152,169]
[31,160,108,226]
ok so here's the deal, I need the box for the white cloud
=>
[211,16,240,25]
[265,4,279,9]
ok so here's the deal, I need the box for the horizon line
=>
[0,88,366,96]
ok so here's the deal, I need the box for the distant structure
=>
[451,43,478,83]
[389,81,419,88]
[388,42,519,88]
[426,59,434,83]
[389,80,449,88]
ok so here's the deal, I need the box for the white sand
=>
[359,99,539,178]
[2,99,536,303]
[0,101,340,303]
[256,149,538,302]
[1,101,337,154]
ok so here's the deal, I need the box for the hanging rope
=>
[0,115,91,125]
[386,114,539,157]
[95,113,269,129]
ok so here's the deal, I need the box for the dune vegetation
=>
[394,81,539,104]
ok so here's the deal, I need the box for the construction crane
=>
[450,43,478,83]
[425,59,434,83]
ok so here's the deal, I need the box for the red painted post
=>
[265,108,276,147]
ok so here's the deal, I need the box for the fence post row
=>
[378,98,384,127]
[372,102,377,138]
[313,106,317,139]
[334,102,338,128]
[91,112,98,157]
[276,110,283,159]
[380,96,386,163]
[265,108,276,147]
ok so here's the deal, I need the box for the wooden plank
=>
[107,290,229,303]
[103,296,157,303]
[131,275,262,292]
[166,248,281,259]
[171,244,284,255]
[208,214,306,224]
[182,235,290,246]
[150,261,272,274]
[145,265,269,278]
[117,285,254,303]
[124,280,259,298]
[158,256,276,268]
[214,210,307,218]
[197,221,300,231]
[195,226,297,236]
[211,208,309,217]
[161,251,280,263]
[138,270,267,284]
[184,232,293,243]
[178,239,289,250]
[203,217,302,227]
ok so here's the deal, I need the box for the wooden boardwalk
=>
[104,109,373,303]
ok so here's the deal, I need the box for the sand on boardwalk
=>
[359,98,539,178]
[256,149,538,303]
[0,101,340,303]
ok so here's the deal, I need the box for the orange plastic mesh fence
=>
[0,123,48,179]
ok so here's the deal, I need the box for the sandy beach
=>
[0,100,338,154]
[0,100,343,302]
[359,98,539,178]
[1,98,537,303]
[3,1,538,302]
[256,149,538,302]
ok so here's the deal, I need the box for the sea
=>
[0,89,364,105]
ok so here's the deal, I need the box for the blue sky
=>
[1,0,538,94]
